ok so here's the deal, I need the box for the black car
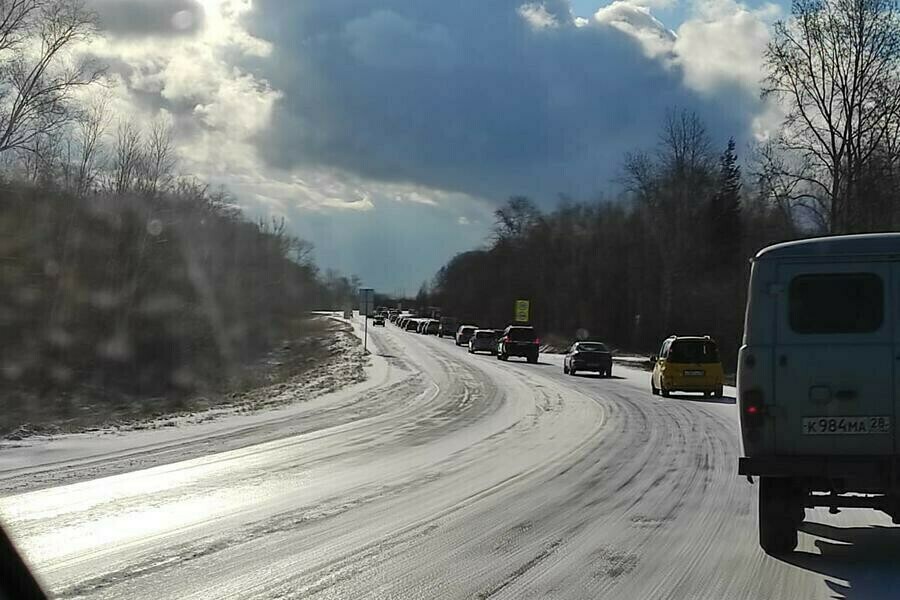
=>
[563,341,612,377]
[497,325,539,363]
[373,315,385,326]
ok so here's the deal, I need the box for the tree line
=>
[423,0,900,367]
[424,115,790,366]
[0,1,356,430]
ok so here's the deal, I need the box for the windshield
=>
[668,341,719,364]
[1,0,895,597]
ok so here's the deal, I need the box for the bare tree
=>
[658,108,713,177]
[493,196,540,241]
[68,91,109,195]
[137,115,176,198]
[749,140,827,231]
[764,0,900,232]
[112,118,142,194]
[0,0,105,155]
[18,128,64,183]
[0,1,40,57]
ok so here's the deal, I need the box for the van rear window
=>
[789,273,883,334]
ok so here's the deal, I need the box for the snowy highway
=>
[3,316,900,599]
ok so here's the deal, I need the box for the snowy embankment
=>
[0,314,381,494]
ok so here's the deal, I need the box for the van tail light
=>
[502,336,510,343]
[742,389,765,430]
[534,338,541,345]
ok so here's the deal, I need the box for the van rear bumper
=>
[740,455,900,489]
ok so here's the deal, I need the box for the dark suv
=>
[497,326,539,363]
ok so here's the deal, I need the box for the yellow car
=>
[651,335,724,398]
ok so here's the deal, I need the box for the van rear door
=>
[774,262,893,455]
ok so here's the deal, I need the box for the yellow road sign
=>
[515,300,530,323]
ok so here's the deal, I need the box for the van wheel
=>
[714,386,724,398]
[651,378,659,396]
[563,363,569,374]
[661,385,671,398]
[758,477,799,555]
[570,367,577,376]
[527,354,538,364]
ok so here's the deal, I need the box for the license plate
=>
[802,416,891,435]
[683,370,704,376]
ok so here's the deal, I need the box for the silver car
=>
[468,329,498,354]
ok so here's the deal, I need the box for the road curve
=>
[2,318,900,599]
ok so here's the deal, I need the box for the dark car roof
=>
[755,233,900,261]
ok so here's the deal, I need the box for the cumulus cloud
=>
[240,0,762,203]
[86,0,777,209]
[594,2,676,58]
[519,3,565,29]
[673,0,779,96]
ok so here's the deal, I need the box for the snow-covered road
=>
[3,317,899,599]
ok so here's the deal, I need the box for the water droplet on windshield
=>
[147,219,163,236]
[172,10,194,30]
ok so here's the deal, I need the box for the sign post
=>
[514,299,530,323]
[359,288,375,352]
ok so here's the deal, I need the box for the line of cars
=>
[385,313,617,375]
[389,314,546,363]
[381,312,725,390]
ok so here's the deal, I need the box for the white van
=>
[738,233,900,554]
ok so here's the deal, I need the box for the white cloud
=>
[592,0,779,101]
[673,0,779,95]
[519,3,562,29]
[593,2,676,59]
[82,0,780,216]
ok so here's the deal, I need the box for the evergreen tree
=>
[708,138,743,271]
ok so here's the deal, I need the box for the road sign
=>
[359,288,375,316]
[514,299,530,323]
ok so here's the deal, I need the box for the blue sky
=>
[94,0,788,294]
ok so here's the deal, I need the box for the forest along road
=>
[2,317,899,599]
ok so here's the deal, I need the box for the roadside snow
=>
[0,314,386,494]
